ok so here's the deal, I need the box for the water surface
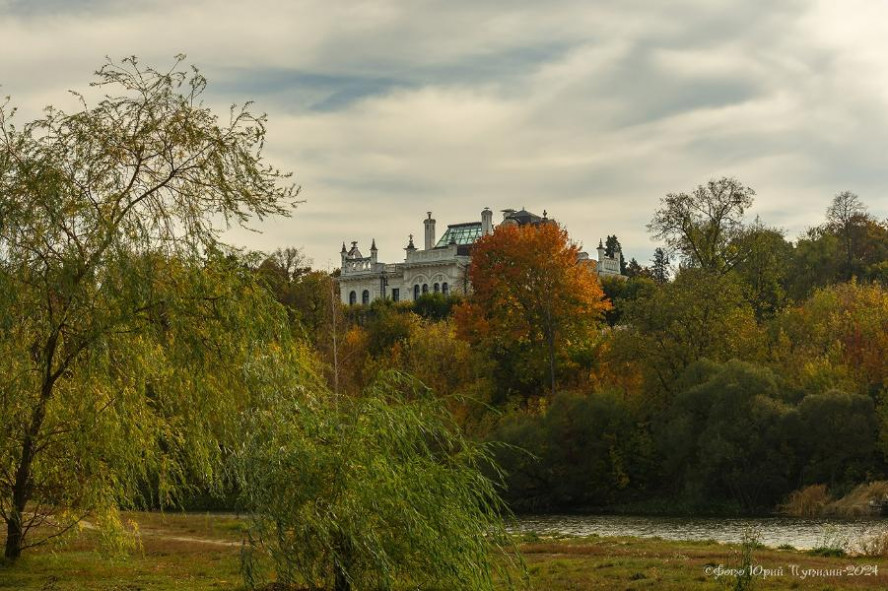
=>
[511,514,888,550]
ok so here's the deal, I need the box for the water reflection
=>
[510,514,888,549]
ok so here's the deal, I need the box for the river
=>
[510,514,888,550]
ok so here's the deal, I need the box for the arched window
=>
[362,290,370,305]
[349,291,357,306]
[433,283,440,293]
[442,282,449,295]
[422,284,429,294]
[414,285,420,300]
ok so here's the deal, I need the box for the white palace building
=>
[339,207,623,306]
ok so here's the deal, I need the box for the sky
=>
[1,0,887,269]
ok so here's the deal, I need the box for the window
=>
[422,284,428,294]
[433,283,440,293]
[442,282,449,295]
[435,223,482,247]
[362,290,370,305]
[392,288,400,302]
[349,291,357,306]
[414,285,420,300]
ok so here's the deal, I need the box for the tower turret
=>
[423,212,436,250]
[481,207,493,235]
[370,238,378,264]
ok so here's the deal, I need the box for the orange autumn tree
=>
[455,221,610,399]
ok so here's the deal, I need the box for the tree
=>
[648,177,755,274]
[609,269,763,401]
[236,373,513,591]
[659,360,796,512]
[0,57,298,559]
[650,247,671,284]
[775,281,888,397]
[624,257,646,279]
[732,221,793,319]
[604,234,627,275]
[826,191,867,276]
[491,391,654,511]
[455,222,610,399]
[796,390,877,487]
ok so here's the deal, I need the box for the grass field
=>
[1,512,886,590]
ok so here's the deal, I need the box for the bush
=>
[858,530,888,557]
[779,484,832,517]
[491,391,652,511]
[235,373,515,591]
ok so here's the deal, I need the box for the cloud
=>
[1,0,886,267]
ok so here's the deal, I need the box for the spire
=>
[341,241,347,254]
[598,238,604,249]
[370,238,377,251]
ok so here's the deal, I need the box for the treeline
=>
[264,180,888,515]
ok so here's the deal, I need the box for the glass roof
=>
[435,223,482,247]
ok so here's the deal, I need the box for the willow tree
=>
[236,373,515,591]
[0,56,299,560]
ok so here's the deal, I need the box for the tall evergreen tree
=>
[651,248,671,283]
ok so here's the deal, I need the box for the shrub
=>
[235,373,516,591]
[779,484,831,517]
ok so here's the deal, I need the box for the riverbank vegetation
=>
[3,512,888,590]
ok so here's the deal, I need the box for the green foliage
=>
[648,177,755,274]
[795,391,877,486]
[599,275,656,327]
[786,195,888,299]
[775,281,888,396]
[659,360,795,512]
[808,526,848,557]
[732,222,794,319]
[364,302,414,356]
[235,373,514,591]
[732,527,760,591]
[491,391,654,511]
[650,247,671,284]
[610,270,763,401]
[656,360,880,513]
[0,56,298,559]
[412,292,461,320]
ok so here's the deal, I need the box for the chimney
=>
[481,207,493,235]
[423,212,436,250]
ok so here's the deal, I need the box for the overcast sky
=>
[2,0,887,268]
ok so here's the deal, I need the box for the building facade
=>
[339,207,623,306]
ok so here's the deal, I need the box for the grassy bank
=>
[1,512,887,590]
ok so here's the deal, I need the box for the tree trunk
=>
[334,562,350,591]
[4,376,54,561]
[4,511,24,560]
[333,534,352,591]
[548,335,556,397]
[4,436,35,560]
